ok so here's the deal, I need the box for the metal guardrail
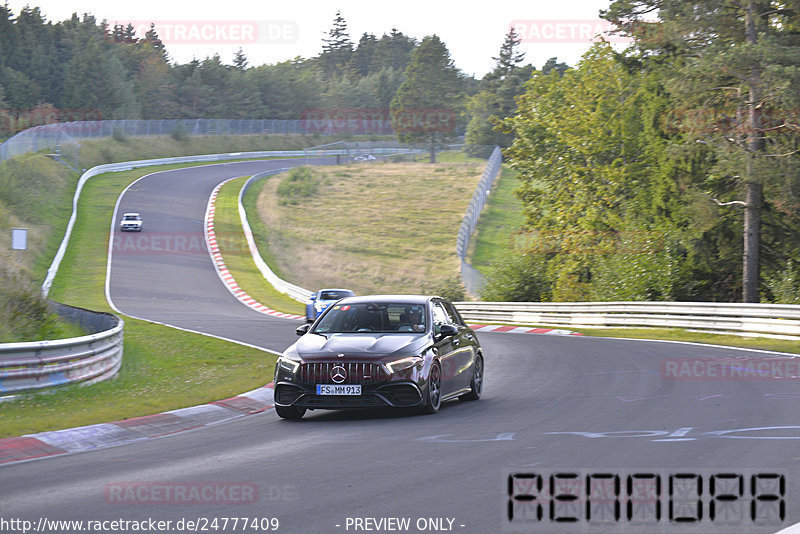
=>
[454,301,800,338]
[239,169,314,303]
[0,303,123,396]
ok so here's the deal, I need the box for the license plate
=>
[316,384,361,395]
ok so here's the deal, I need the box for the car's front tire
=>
[420,361,442,414]
[460,354,483,401]
[275,404,306,420]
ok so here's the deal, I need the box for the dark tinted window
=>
[314,302,427,333]
[319,290,354,300]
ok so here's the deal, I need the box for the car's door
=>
[442,299,479,390]
[432,299,473,393]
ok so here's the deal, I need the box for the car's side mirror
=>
[309,294,317,301]
[296,323,311,336]
[437,324,458,340]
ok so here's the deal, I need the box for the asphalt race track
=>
[107,158,333,352]
[2,158,800,534]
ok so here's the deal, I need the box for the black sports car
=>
[273,295,484,419]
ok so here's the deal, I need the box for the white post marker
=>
[11,227,27,262]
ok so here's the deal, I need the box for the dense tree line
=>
[482,0,800,304]
[0,6,476,137]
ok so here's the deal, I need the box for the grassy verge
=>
[469,323,800,355]
[250,162,486,295]
[1,323,274,437]
[214,176,305,315]
[574,327,800,355]
[0,154,83,342]
[0,160,281,438]
[467,165,526,275]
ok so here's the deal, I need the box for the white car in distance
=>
[120,212,143,232]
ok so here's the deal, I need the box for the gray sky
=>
[6,0,627,77]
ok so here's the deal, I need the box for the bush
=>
[480,252,550,302]
[0,266,59,342]
[766,262,800,304]
[588,235,682,301]
[112,127,127,143]
[170,124,189,142]
[424,277,466,302]
[276,166,320,205]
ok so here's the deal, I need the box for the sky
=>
[5,0,627,78]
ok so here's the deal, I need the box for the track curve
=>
[2,158,800,534]
[107,158,331,351]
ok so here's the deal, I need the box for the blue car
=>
[306,288,356,323]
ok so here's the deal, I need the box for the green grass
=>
[0,160,283,438]
[249,162,486,295]
[467,165,526,274]
[214,176,305,315]
[0,155,84,342]
[575,327,800,355]
[0,322,275,437]
[411,150,486,164]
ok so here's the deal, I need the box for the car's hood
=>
[292,332,430,361]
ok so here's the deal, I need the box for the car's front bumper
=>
[274,381,423,409]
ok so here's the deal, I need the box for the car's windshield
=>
[123,215,139,220]
[319,290,353,300]
[313,302,427,333]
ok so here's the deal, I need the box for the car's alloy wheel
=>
[460,354,483,401]
[420,361,442,414]
[275,404,306,420]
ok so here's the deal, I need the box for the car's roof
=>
[318,288,353,292]
[122,212,140,216]
[336,294,434,305]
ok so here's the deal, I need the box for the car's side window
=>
[432,303,449,330]
[441,301,463,326]
[434,301,457,325]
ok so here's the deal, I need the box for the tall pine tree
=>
[604,0,800,302]
[390,35,463,162]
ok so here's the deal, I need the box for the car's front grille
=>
[299,362,387,385]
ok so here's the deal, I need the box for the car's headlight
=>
[385,356,423,374]
[277,356,300,374]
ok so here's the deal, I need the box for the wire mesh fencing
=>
[455,146,503,298]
